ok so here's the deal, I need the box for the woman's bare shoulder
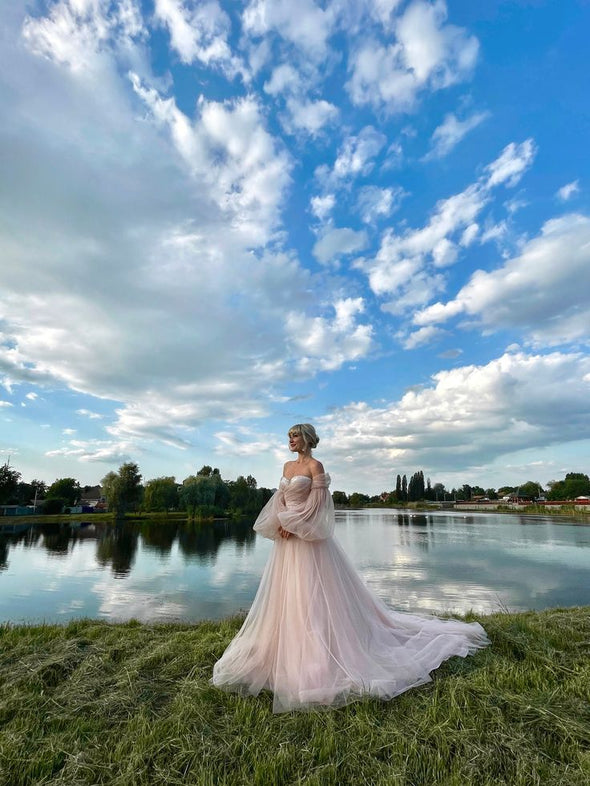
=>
[310,458,325,477]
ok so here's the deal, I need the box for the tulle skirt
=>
[212,534,489,713]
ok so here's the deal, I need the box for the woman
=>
[212,424,489,713]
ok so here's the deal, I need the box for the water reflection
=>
[176,519,255,564]
[1,510,589,624]
[337,509,590,616]
[96,524,139,577]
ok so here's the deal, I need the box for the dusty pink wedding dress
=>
[212,473,489,713]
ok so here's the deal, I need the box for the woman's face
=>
[288,430,305,453]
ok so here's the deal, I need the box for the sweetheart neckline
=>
[281,475,313,483]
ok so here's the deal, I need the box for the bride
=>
[212,424,489,713]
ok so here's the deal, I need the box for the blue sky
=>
[1,0,589,494]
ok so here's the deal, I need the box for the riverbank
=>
[1,607,589,785]
[365,501,590,518]
[4,503,589,528]
[0,511,219,527]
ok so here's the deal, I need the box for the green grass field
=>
[1,608,589,785]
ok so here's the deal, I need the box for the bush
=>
[42,498,65,514]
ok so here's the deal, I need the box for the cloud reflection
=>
[1,511,590,624]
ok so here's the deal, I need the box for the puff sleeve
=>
[252,488,283,540]
[252,473,335,542]
[277,473,335,541]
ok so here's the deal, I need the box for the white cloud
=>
[285,298,373,372]
[356,139,537,321]
[347,0,479,113]
[424,110,489,159]
[333,126,387,179]
[284,96,339,136]
[313,227,369,265]
[263,63,300,95]
[243,0,334,59]
[460,222,479,247]
[46,439,137,464]
[432,237,458,267]
[381,271,446,317]
[357,185,406,224]
[22,0,149,81]
[154,0,246,79]
[76,409,103,419]
[485,138,537,188]
[504,196,528,214]
[369,0,404,28]
[357,182,488,298]
[0,8,364,460]
[403,326,446,349]
[556,180,580,202]
[414,213,590,346]
[22,0,112,73]
[130,75,291,245]
[310,193,336,221]
[480,220,508,245]
[318,350,590,490]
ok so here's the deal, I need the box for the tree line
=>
[332,471,590,507]
[1,459,588,517]
[0,461,273,520]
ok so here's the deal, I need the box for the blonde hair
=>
[288,423,319,450]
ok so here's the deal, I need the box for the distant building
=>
[80,485,107,511]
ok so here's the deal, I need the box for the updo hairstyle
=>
[289,423,320,451]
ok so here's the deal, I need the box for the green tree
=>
[518,481,543,499]
[143,477,179,512]
[349,492,370,507]
[101,471,119,512]
[42,498,66,514]
[16,479,46,506]
[46,477,80,507]
[408,471,425,501]
[456,484,472,501]
[180,475,217,520]
[101,463,143,518]
[394,474,402,502]
[432,482,446,501]
[227,475,255,514]
[547,473,590,501]
[0,462,21,504]
[332,490,349,506]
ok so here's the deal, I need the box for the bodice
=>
[280,474,330,508]
[253,472,333,541]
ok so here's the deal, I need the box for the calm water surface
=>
[1,509,589,625]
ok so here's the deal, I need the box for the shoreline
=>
[0,601,587,629]
[2,503,590,527]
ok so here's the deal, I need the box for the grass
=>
[1,608,589,785]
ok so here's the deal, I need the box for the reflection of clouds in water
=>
[505,542,590,569]
[337,510,590,614]
[89,535,273,622]
[361,564,497,615]
[3,514,590,623]
[95,578,186,621]
[57,599,85,614]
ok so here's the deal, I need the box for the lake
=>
[1,509,589,625]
